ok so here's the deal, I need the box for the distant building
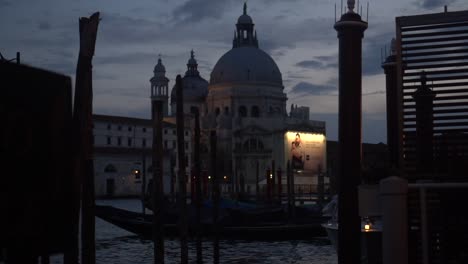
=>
[290,105,310,121]
[93,114,192,197]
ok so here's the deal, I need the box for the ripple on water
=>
[50,199,337,264]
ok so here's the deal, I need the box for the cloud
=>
[295,60,323,69]
[416,0,456,9]
[38,21,51,30]
[363,90,385,96]
[295,56,338,70]
[0,0,11,7]
[172,0,235,24]
[362,31,395,76]
[95,51,158,65]
[290,81,337,95]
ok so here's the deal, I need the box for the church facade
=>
[161,4,327,192]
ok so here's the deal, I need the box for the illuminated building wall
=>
[284,131,327,175]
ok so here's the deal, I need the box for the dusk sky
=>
[1,0,466,143]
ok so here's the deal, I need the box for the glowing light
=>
[285,131,325,142]
[223,175,227,180]
[364,224,370,231]
[208,175,211,180]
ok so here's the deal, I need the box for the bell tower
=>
[150,55,169,116]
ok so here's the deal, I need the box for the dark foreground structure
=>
[383,8,468,264]
[0,61,74,263]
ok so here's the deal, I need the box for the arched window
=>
[238,106,247,117]
[251,106,259,117]
[215,107,220,116]
[104,164,117,173]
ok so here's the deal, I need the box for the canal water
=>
[52,199,337,264]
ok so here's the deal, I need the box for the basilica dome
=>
[209,3,283,87]
[170,50,208,104]
[210,47,282,86]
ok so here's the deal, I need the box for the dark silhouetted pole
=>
[142,153,146,215]
[317,165,325,206]
[194,109,203,264]
[382,39,400,169]
[240,173,245,199]
[266,168,271,203]
[176,75,188,264]
[271,160,276,202]
[151,94,164,263]
[317,165,324,207]
[334,2,367,263]
[210,131,220,264]
[277,167,282,202]
[71,12,100,264]
[286,161,292,220]
[256,161,260,202]
[413,72,435,177]
[290,162,296,221]
[16,52,20,64]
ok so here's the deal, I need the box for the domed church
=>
[156,3,327,192]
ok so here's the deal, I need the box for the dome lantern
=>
[234,2,258,48]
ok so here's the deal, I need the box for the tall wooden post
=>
[271,160,276,202]
[290,163,296,221]
[256,161,260,202]
[266,168,271,203]
[175,75,188,264]
[72,12,99,264]
[194,109,203,264]
[334,3,367,263]
[286,161,292,220]
[151,98,164,263]
[317,165,324,207]
[142,153,146,215]
[210,131,220,264]
[277,168,282,202]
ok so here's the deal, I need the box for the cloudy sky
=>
[1,0,466,143]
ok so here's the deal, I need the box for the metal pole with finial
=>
[334,0,367,262]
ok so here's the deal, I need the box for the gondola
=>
[95,204,328,240]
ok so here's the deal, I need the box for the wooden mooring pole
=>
[256,161,260,202]
[210,131,220,264]
[194,109,203,264]
[151,98,164,263]
[176,75,189,264]
[72,12,99,264]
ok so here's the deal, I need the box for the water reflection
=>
[51,199,336,264]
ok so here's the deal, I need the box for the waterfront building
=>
[93,114,192,197]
